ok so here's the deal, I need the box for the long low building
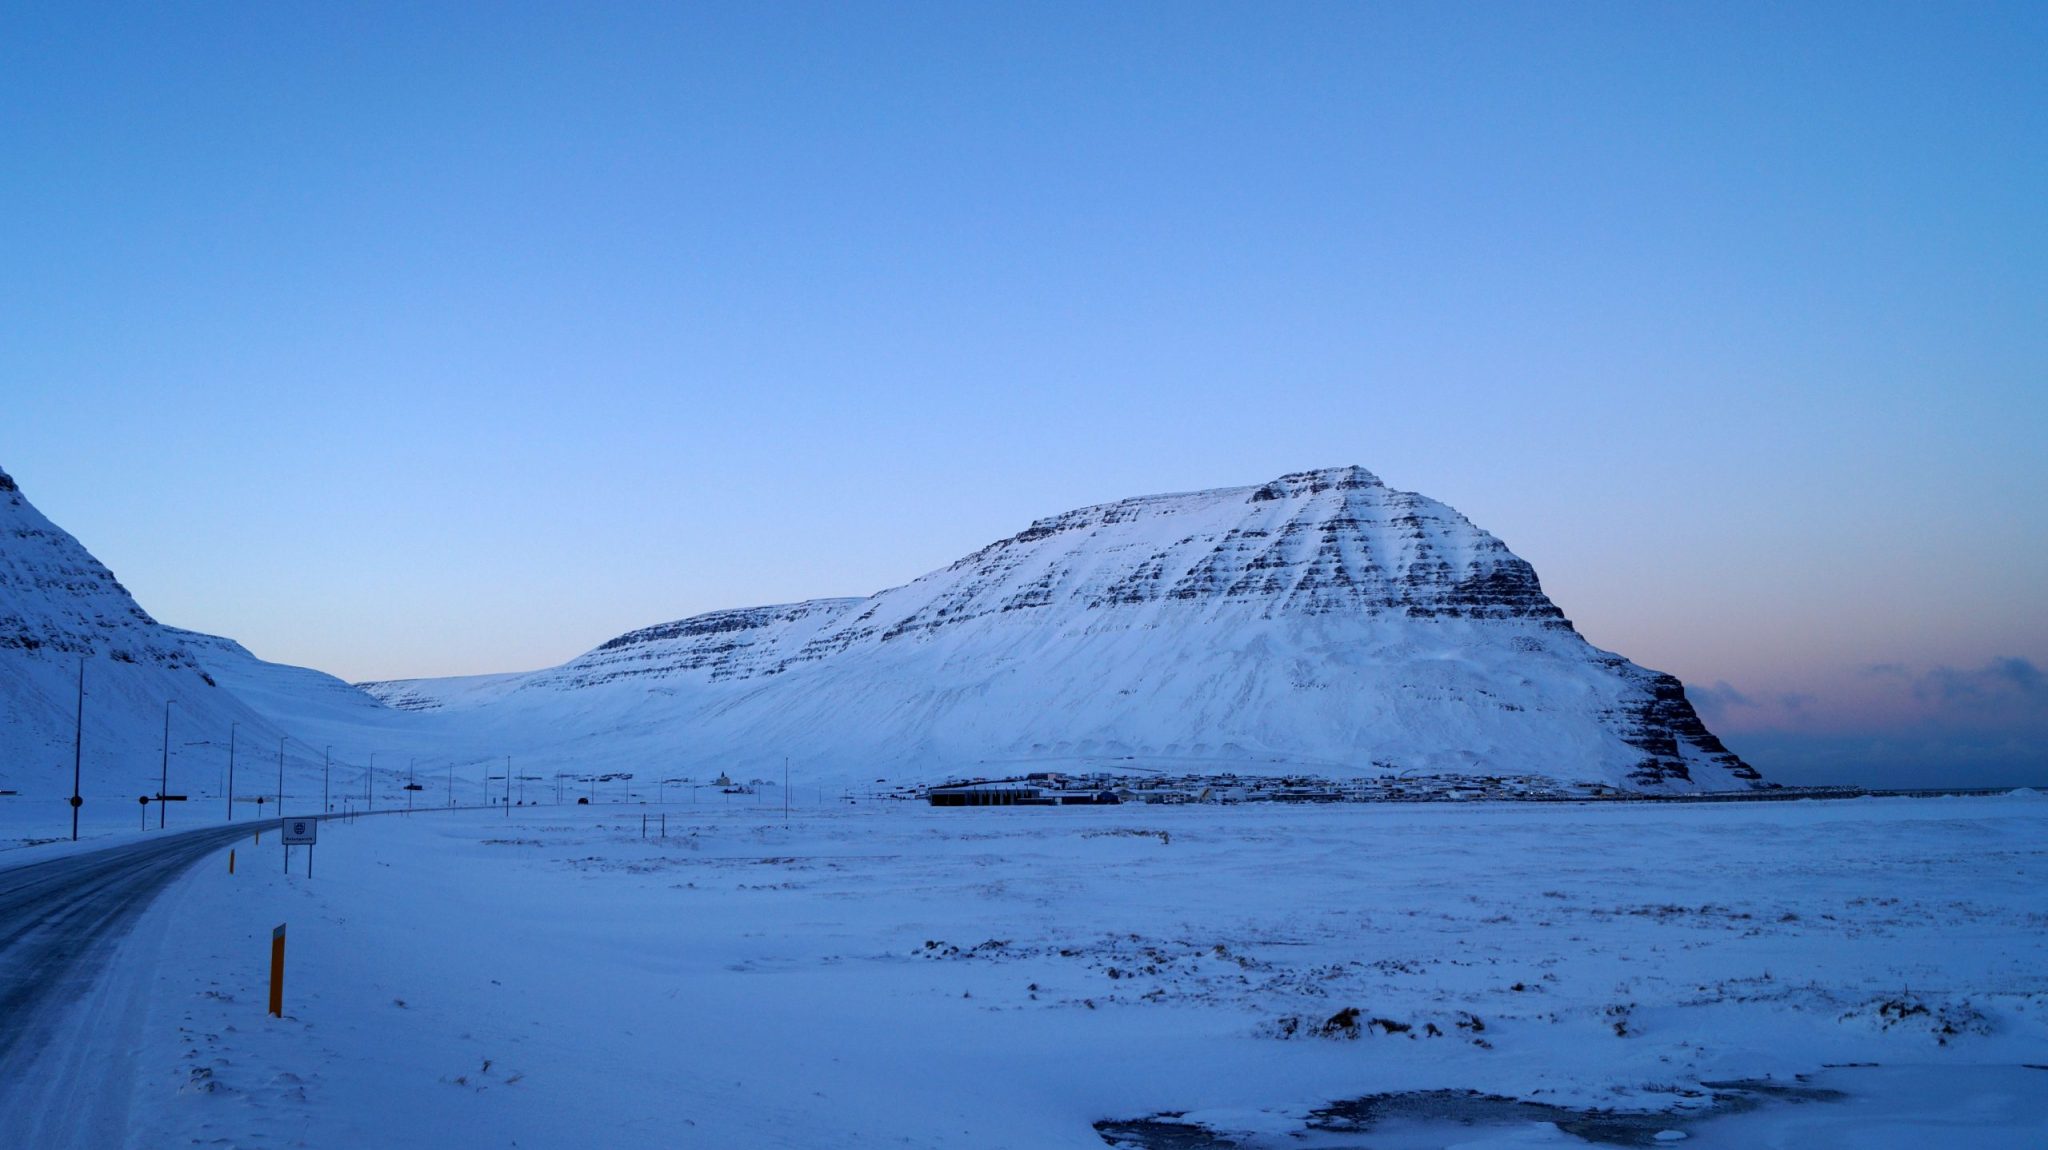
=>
[926,780,1121,807]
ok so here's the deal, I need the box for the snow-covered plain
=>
[61,792,2048,1148]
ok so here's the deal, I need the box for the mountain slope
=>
[0,466,411,830]
[363,467,1761,790]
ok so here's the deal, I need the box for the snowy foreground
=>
[40,794,2048,1148]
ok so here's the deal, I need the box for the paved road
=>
[0,820,279,1071]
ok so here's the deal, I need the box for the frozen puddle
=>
[1097,1064,2048,1148]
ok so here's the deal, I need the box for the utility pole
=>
[227,721,237,821]
[69,658,84,841]
[505,756,512,816]
[159,699,176,829]
[323,746,331,813]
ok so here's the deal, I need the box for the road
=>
[0,820,278,1093]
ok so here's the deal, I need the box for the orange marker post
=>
[268,923,286,1017]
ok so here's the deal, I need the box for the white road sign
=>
[282,818,317,845]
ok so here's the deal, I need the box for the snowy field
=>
[42,793,2048,1148]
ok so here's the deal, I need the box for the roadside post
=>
[283,816,317,877]
[269,923,286,1016]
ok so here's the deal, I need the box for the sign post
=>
[283,816,317,878]
[269,923,286,1017]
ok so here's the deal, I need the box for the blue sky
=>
[3,3,2043,785]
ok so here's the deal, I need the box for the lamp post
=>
[226,721,237,821]
[158,699,177,829]
[69,658,84,841]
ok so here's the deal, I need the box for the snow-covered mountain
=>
[0,466,256,817]
[362,466,1761,790]
[0,465,434,829]
[0,469,208,676]
[0,459,1759,814]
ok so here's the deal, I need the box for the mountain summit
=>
[364,467,1761,790]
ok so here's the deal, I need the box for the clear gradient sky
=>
[4,3,2043,786]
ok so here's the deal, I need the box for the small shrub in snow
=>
[1605,1003,1637,1037]
[1318,1007,1362,1038]
[1843,995,1991,1045]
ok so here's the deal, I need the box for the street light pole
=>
[159,699,177,829]
[227,721,237,821]
[69,658,85,841]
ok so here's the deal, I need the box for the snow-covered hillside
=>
[0,466,424,831]
[360,466,1761,790]
[1,465,244,811]
[0,461,1760,814]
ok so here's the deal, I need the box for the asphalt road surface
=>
[0,820,277,1092]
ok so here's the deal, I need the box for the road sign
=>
[282,818,317,845]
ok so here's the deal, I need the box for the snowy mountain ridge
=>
[0,465,363,818]
[358,466,1761,790]
[0,467,209,678]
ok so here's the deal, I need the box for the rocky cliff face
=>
[364,466,1761,790]
[0,466,208,677]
